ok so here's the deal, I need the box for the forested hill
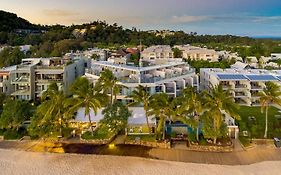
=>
[0,10,43,32]
[0,10,281,59]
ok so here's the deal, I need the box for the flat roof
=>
[246,75,278,81]
[217,74,248,80]
[93,61,187,72]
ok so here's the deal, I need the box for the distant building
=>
[141,45,173,60]
[175,45,219,62]
[271,53,281,60]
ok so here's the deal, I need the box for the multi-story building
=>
[175,45,219,62]
[10,57,85,101]
[200,68,281,106]
[85,59,198,104]
[141,45,174,60]
[0,65,16,95]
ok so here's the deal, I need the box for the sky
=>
[1,0,281,37]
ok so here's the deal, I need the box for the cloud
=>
[170,15,281,24]
[43,9,79,17]
[171,15,209,23]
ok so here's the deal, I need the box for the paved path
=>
[1,140,281,165]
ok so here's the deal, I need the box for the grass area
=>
[126,135,156,142]
[237,106,281,139]
[82,125,116,140]
[127,125,151,134]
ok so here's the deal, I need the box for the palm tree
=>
[182,87,204,141]
[37,83,70,137]
[204,84,240,144]
[148,93,171,140]
[258,82,281,138]
[68,77,108,135]
[98,69,118,104]
[127,85,152,134]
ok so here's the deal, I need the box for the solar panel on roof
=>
[246,75,277,81]
[217,74,247,80]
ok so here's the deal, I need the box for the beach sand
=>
[0,148,281,175]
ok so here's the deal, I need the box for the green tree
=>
[98,69,119,104]
[128,85,152,134]
[204,84,240,144]
[101,101,131,132]
[148,93,171,140]
[172,47,183,58]
[258,82,281,138]
[31,83,70,137]
[68,77,108,135]
[0,99,34,130]
[181,87,204,141]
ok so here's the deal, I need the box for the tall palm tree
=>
[98,69,118,104]
[204,84,240,144]
[148,93,171,140]
[127,85,152,134]
[68,77,108,135]
[37,83,70,137]
[258,82,281,138]
[182,87,204,141]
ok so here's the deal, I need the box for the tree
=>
[68,77,108,135]
[128,85,152,134]
[98,69,118,104]
[181,87,204,141]
[203,84,240,144]
[0,99,34,130]
[101,101,131,132]
[258,82,281,138]
[172,47,183,58]
[32,83,70,137]
[148,93,171,140]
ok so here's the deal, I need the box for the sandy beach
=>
[0,148,281,175]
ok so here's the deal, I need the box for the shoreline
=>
[1,140,281,165]
[0,148,281,175]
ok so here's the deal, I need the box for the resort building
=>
[141,45,174,60]
[200,68,281,106]
[10,57,86,101]
[85,59,199,104]
[175,45,219,62]
[271,53,281,60]
[0,65,17,95]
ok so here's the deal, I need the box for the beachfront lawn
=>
[82,125,116,140]
[237,106,281,139]
[126,135,156,142]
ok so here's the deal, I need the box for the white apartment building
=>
[0,65,17,95]
[200,68,281,106]
[175,45,219,62]
[85,59,198,104]
[141,45,174,60]
[271,53,281,60]
[10,57,85,101]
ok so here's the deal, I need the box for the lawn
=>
[236,106,281,139]
[82,125,116,140]
[126,135,156,142]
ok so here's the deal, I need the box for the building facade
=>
[175,45,219,62]
[86,59,199,104]
[200,68,281,106]
[9,57,85,101]
[141,45,174,60]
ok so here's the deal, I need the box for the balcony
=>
[234,92,247,97]
[11,76,30,84]
[251,86,263,90]
[11,89,30,95]
[235,84,247,89]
